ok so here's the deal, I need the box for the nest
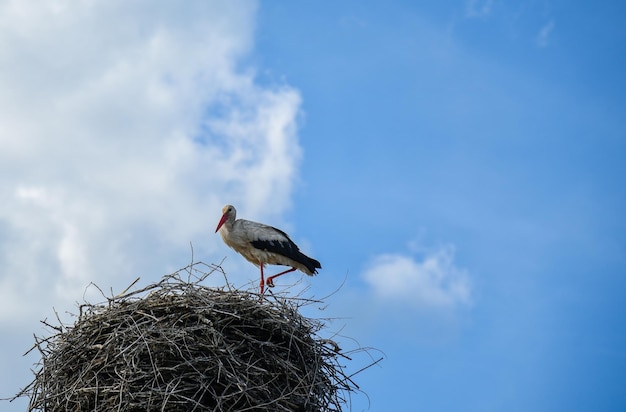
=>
[16,263,371,411]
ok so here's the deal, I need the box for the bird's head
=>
[215,204,236,232]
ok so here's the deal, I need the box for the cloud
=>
[536,20,555,48]
[362,245,472,309]
[0,0,303,322]
[465,0,495,18]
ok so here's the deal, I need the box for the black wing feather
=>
[251,227,321,274]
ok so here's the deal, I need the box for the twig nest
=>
[21,264,355,411]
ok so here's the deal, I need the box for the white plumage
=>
[215,204,321,294]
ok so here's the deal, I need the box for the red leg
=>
[266,267,297,287]
[259,263,265,295]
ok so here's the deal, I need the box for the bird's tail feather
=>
[299,252,321,275]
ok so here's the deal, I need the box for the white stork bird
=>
[215,204,321,295]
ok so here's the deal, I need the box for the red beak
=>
[215,213,228,233]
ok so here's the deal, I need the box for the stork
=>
[215,204,321,295]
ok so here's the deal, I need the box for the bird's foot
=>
[266,278,274,288]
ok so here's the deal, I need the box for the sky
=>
[1,1,625,411]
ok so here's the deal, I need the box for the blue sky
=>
[1,1,624,411]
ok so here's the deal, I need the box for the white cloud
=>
[536,20,555,48]
[362,245,472,309]
[465,0,495,18]
[0,0,303,322]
